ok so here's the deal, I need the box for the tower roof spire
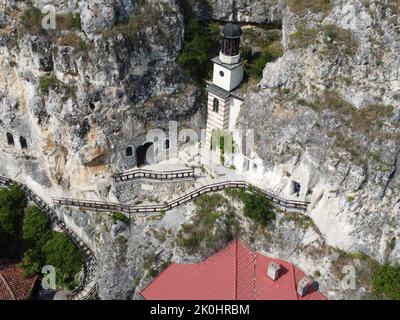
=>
[220,23,242,39]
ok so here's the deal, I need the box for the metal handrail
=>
[115,168,195,182]
[53,180,310,215]
[0,175,97,300]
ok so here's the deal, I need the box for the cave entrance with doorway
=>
[136,142,154,167]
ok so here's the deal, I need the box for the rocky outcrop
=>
[188,0,284,24]
[0,0,202,203]
[1,0,400,300]
[239,0,400,263]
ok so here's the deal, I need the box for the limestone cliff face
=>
[239,0,400,262]
[0,0,202,201]
[1,0,400,300]
[187,0,284,23]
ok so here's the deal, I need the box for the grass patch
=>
[39,76,59,96]
[103,4,162,40]
[58,33,91,54]
[289,26,319,49]
[372,264,400,299]
[241,28,283,80]
[176,194,240,255]
[332,249,379,292]
[287,0,332,16]
[225,188,276,228]
[282,213,315,229]
[289,24,357,56]
[56,13,81,31]
[20,7,44,35]
[111,212,130,224]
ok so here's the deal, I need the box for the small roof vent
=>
[267,262,281,281]
[297,276,312,297]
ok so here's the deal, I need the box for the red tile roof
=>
[0,262,38,300]
[141,239,327,300]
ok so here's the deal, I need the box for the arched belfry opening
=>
[20,136,28,149]
[6,133,14,145]
[136,142,154,167]
[220,23,242,57]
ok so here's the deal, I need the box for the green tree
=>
[22,206,51,250]
[178,19,220,82]
[0,186,27,257]
[42,232,83,289]
[243,193,276,227]
[21,248,42,277]
[372,264,400,300]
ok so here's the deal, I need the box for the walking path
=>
[0,175,97,300]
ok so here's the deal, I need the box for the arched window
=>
[20,136,28,149]
[6,133,14,145]
[126,146,133,157]
[213,98,219,113]
[164,139,170,150]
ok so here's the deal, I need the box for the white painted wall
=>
[213,63,244,92]
[228,97,243,130]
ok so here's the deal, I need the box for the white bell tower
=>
[205,23,244,149]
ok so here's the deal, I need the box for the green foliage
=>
[177,194,240,254]
[0,187,82,289]
[20,7,44,35]
[290,24,357,55]
[39,76,59,96]
[211,130,236,164]
[22,206,51,250]
[243,193,275,227]
[111,212,130,224]
[287,0,332,15]
[178,19,220,83]
[21,248,42,277]
[289,27,319,49]
[56,13,81,31]
[61,85,77,102]
[242,41,284,80]
[225,188,276,228]
[282,213,314,230]
[103,5,162,40]
[42,232,83,289]
[372,264,400,300]
[0,186,27,257]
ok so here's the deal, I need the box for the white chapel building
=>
[204,23,265,178]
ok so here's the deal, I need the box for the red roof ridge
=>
[0,271,16,300]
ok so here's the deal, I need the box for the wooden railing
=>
[53,180,310,215]
[0,175,97,300]
[114,168,195,183]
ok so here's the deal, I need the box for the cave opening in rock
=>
[292,181,301,197]
[126,146,133,157]
[20,136,28,149]
[136,142,154,167]
[89,102,96,111]
[6,133,14,145]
